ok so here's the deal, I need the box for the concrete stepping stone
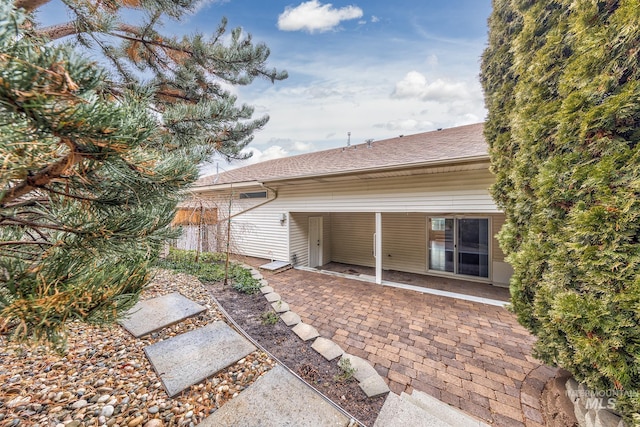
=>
[260,260,292,271]
[119,292,206,337]
[199,364,350,427]
[144,321,256,397]
[260,285,274,294]
[340,353,378,383]
[251,271,263,280]
[264,292,281,302]
[259,279,269,287]
[340,353,390,397]
[360,375,390,397]
[280,311,301,326]
[271,300,289,313]
[311,337,344,361]
[292,322,320,341]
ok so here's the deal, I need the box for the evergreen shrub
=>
[481,0,640,421]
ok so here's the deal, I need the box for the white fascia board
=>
[262,156,490,184]
[189,181,263,193]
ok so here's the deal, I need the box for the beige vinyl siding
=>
[330,213,375,267]
[322,215,331,265]
[273,169,498,213]
[228,207,288,261]
[289,213,308,267]
[381,213,427,273]
[191,167,505,274]
[195,188,290,261]
[289,212,331,267]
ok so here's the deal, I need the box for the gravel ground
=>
[0,269,275,427]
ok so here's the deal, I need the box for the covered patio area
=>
[315,261,511,303]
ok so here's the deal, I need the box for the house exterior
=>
[187,122,513,287]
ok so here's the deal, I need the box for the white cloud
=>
[371,15,379,23]
[293,141,315,152]
[235,51,487,160]
[241,145,289,165]
[277,1,363,33]
[190,0,230,15]
[425,54,439,67]
[391,71,472,102]
[375,119,435,132]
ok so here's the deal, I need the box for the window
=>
[239,191,267,199]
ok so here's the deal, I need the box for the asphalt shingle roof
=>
[195,122,486,187]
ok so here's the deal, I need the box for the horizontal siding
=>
[330,213,375,267]
[323,215,332,266]
[187,168,508,281]
[194,188,275,219]
[227,203,288,261]
[381,213,427,273]
[289,213,331,267]
[289,213,308,267]
[273,169,498,213]
[186,187,289,261]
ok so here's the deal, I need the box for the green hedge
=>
[481,0,640,422]
[158,248,260,294]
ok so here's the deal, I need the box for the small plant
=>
[334,357,356,383]
[156,248,226,282]
[260,310,279,326]
[157,249,261,289]
[230,265,261,294]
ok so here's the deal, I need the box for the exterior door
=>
[428,217,489,278]
[308,216,323,268]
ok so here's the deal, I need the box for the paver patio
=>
[242,257,559,427]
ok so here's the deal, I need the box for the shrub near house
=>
[481,0,640,422]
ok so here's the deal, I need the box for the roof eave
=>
[191,154,490,192]
[261,154,490,184]
[189,180,264,193]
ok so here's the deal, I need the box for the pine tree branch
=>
[111,28,195,56]
[14,0,50,12]
[1,216,79,234]
[0,197,47,209]
[39,185,99,203]
[0,240,54,246]
[0,151,80,207]
[37,22,78,40]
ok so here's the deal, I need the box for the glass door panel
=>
[457,219,489,278]
[428,217,454,273]
[428,217,490,278]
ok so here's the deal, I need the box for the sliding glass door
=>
[428,217,489,278]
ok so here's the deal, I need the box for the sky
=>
[35,0,493,174]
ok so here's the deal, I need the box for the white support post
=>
[375,212,382,285]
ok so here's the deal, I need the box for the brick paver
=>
[243,258,558,426]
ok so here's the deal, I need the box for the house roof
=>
[194,122,487,188]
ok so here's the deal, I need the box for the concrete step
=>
[373,392,449,427]
[199,364,351,427]
[401,390,490,426]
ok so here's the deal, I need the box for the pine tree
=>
[481,0,640,420]
[0,1,285,347]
